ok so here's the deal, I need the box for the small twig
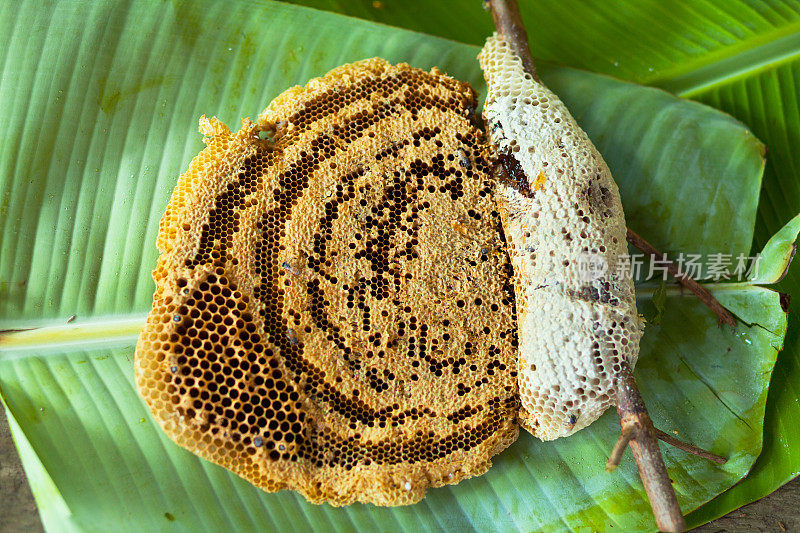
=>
[626,227,736,327]
[606,423,635,472]
[616,363,686,532]
[655,428,727,465]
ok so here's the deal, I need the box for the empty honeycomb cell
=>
[135,59,519,506]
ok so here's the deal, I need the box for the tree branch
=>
[485,1,688,529]
[626,227,736,328]
[484,0,537,80]
[616,363,686,532]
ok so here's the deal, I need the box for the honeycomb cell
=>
[135,59,518,507]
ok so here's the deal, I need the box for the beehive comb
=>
[479,35,643,440]
[135,59,519,506]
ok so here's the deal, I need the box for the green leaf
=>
[648,281,668,326]
[287,0,800,87]
[751,213,800,284]
[0,1,788,531]
[286,1,800,525]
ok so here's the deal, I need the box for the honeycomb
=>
[479,35,644,441]
[135,59,519,506]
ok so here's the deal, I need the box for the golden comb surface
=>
[135,59,519,506]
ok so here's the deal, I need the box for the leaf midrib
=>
[0,281,775,357]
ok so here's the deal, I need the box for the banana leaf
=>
[0,1,794,531]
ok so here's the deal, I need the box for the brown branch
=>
[485,1,686,529]
[615,363,686,532]
[485,0,538,80]
[655,428,727,465]
[626,227,736,327]
[606,423,635,472]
